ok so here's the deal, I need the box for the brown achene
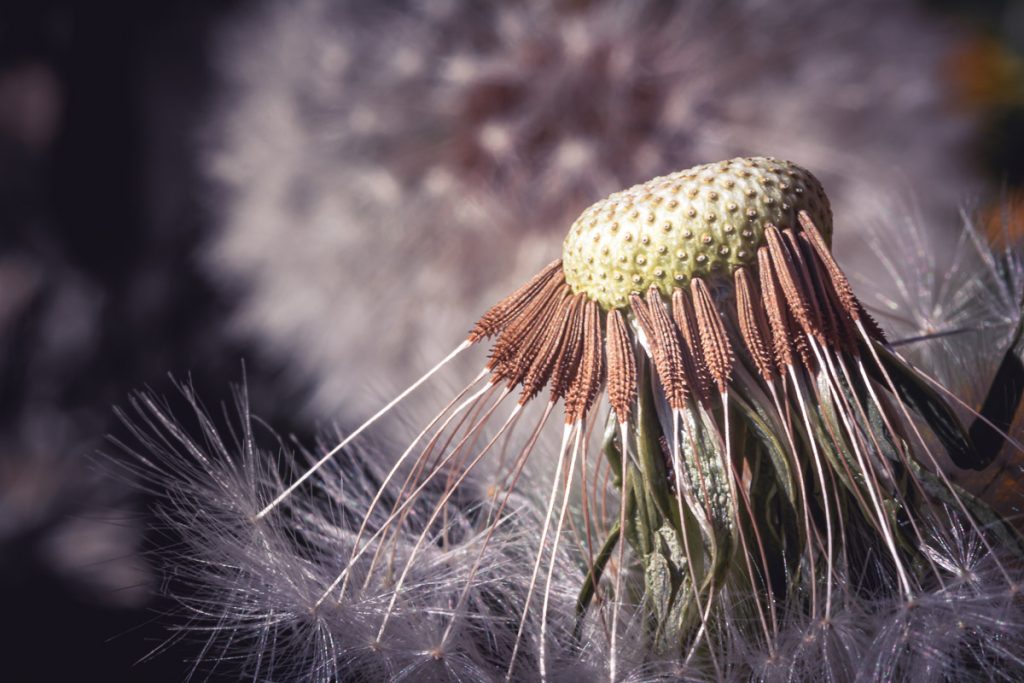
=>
[470,210,883,426]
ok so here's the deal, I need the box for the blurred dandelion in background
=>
[203,0,979,418]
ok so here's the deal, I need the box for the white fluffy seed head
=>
[205,0,977,416]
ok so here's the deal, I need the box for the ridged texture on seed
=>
[758,247,799,369]
[735,267,777,381]
[562,157,831,309]
[519,292,576,403]
[671,288,713,403]
[605,309,637,423]
[470,259,564,342]
[765,226,818,341]
[631,289,688,410]
[548,293,587,403]
[564,299,605,423]
[489,282,569,387]
[691,278,734,391]
[782,228,829,343]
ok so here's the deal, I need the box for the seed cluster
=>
[562,157,832,309]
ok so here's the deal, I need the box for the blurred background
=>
[1,0,1023,679]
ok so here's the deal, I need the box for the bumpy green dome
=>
[562,157,832,309]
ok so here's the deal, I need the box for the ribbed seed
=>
[548,294,588,404]
[735,267,777,381]
[691,278,734,392]
[799,210,887,342]
[671,288,713,403]
[782,228,828,344]
[631,288,688,410]
[488,274,566,372]
[520,293,577,403]
[758,247,802,369]
[765,226,818,342]
[565,299,606,423]
[606,308,637,423]
[470,259,563,342]
[492,283,569,388]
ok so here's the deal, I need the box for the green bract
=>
[562,157,832,308]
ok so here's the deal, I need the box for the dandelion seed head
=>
[128,249,1024,681]
[563,157,831,307]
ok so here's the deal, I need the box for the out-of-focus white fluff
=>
[203,0,977,417]
[120,379,1024,681]
[857,206,1024,402]
[115,384,610,682]
[854,204,1024,515]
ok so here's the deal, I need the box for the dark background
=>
[2,0,1023,680]
[0,2,309,680]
